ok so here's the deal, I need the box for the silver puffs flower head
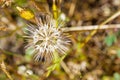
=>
[25,14,70,62]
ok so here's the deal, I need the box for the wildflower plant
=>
[25,14,70,62]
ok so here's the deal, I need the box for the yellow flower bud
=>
[16,6,34,20]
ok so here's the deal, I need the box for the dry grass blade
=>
[0,61,13,80]
[80,10,120,48]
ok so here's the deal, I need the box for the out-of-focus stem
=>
[1,61,13,80]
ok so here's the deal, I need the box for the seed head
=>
[25,14,70,62]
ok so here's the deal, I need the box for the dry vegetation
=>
[0,0,120,80]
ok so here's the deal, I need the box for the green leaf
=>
[25,47,34,62]
[0,74,7,80]
[29,74,39,80]
[15,0,27,6]
[104,34,117,46]
[114,72,120,80]
[102,76,112,80]
[117,49,120,58]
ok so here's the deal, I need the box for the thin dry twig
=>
[61,61,74,79]
[0,27,21,38]
[63,24,120,32]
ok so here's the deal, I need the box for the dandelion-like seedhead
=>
[25,14,70,62]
